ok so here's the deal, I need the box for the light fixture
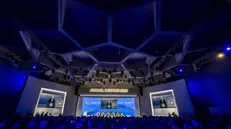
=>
[217,52,225,59]
[32,65,36,69]
[226,47,231,51]
[179,69,183,72]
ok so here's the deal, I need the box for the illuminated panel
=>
[34,88,67,116]
[81,97,136,116]
[149,90,178,116]
[89,88,129,93]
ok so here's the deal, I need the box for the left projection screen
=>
[34,88,67,116]
[81,97,136,116]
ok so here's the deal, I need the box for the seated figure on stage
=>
[103,112,107,117]
[119,111,123,117]
[99,111,102,117]
[109,111,112,117]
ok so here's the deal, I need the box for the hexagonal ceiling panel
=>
[72,51,96,68]
[63,1,108,47]
[123,57,147,69]
[95,64,123,70]
[88,45,131,62]
[0,29,32,60]
[189,19,231,50]
[14,0,58,29]
[140,33,183,56]
[182,49,212,64]
[112,3,155,48]
[74,0,154,14]
[34,30,80,54]
[161,0,209,31]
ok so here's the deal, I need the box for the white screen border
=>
[33,88,67,116]
[149,89,179,116]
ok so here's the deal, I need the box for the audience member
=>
[0,114,231,129]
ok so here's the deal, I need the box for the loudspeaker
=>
[139,87,143,96]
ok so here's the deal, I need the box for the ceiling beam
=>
[98,62,121,64]
[176,34,194,64]
[59,29,84,49]
[187,47,213,54]
[136,32,157,50]
[120,64,131,77]
[87,64,98,77]
[85,42,109,50]
[109,42,154,57]
[86,52,99,63]
[19,31,40,61]
[121,53,133,63]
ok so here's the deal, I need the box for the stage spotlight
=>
[32,65,36,69]
[226,47,231,51]
[217,52,225,59]
[179,69,183,72]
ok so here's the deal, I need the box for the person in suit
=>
[47,96,56,108]
[159,97,167,108]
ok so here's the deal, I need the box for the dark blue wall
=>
[186,56,231,116]
[0,64,28,119]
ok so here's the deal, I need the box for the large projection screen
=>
[81,97,136,116]
[150,90,178,116]
[34,88,67,116]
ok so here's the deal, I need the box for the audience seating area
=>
[1,115,231,129]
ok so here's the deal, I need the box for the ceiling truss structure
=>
[2,0,230,79]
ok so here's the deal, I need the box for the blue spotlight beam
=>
[59,29,84,49]
[58,0,67,29]
[136,32,157,50]
[85,42,109,50]
[59,29,98,63]
[108,16,113,42]
[159,31,187,35]
[155,0,162,31]
[153,2,157,30]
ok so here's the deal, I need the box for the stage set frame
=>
[33,88,67,116]
[149,89,179,116]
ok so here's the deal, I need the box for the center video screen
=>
[81,97,136,116]
[101,99,117,109]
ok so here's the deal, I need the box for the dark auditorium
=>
[1,0,231,128]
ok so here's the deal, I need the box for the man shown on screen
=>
[101,100,117,109]
[107,100,112,108]
[47,96,56,108]
[160,97,167,108]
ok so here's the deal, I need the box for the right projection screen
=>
[150,90,178,116]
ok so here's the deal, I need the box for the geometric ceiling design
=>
[1,0,231,76]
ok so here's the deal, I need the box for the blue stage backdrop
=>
[82,97,136,116]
